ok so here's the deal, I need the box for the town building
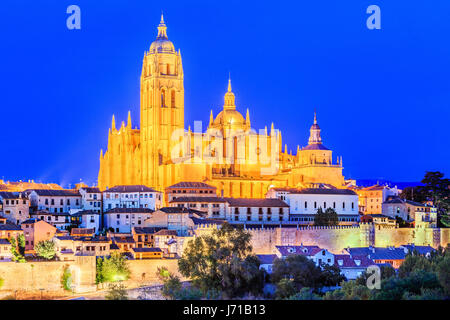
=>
[0,222,23,242]
[0,239,12,261]
[78,187,102,213]
[103,185,162,212]
[27,189,82,213]
[0,191,30,224]
[256,254,277,274]
[355,185,399,214]
[225,198,289,224]
[70,228,95,237]
[333,254,375,280]
[104,207,154,233]
[267,187,359,225]
[360,214,397,229]
[97,15,346,198]
[132,227,163,248]
[30,211,72,230]
[275,245,335,267]
[21,218,57,253]
[70,210,101,233]
[169,196,227,218]
[343,246,408,269]
[165,181,218,203]
[382,197,436,223]
[53,235,111,261]
[131,247,163,259]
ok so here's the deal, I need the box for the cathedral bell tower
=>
[140,14,184,189]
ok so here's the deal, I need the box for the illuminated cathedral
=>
[98,15,345,198]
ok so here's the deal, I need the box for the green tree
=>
[105,283,128,300]
[0,277,4,289]
[275,278,297,299]
[17,234,25,256]
[398,254,432,278]
[35,240,56,260]
[314,208,339,226]
[288,287,321,300]
[271,255,323,291]
[435,255,450,296]
[96,253,130,283]
[319,264,346,287]
[9,237,25,262]
[61,266,72,291]
[323,280,372,300]
[178,223,264,298]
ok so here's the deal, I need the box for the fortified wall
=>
[248,224,450,254]
[0,256,183,296]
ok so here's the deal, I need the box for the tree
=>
[9,237,25,263]
[271,255,323,291]
[435,255,450,296]
[178,223,264,298]
[61,266,72,291]
[288,287,321,300]
[105,283,128,300]
[323,280,372,300]
[398,254,432,278]
[275,278,297,299]
[420,171,449,215]
[17,234,25,256]
[314,208,339,227]
[0,277,4,289]
[96,253,130,283]
[319,264,346,287]
[35,240,56,260]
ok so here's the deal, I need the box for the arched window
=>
[171,90,176,107]
[161,89,166,107]
[314,202,317,209]
[305,201,307,209]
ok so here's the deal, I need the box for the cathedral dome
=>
[149,14,175,54]
[211,78,248,130]
[150,39,175,54]
[213,109,245,127]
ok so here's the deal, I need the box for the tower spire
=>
[157,13,168,40]
[223,76,236,110]
[111,114,116,131]
[209,110,214,127]
[308,111,322,145]
[127,110,132,129]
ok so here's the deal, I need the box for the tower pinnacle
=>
[224,76,236,110]
[157,13,168,40]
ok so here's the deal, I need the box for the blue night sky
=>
[1,1,449,187]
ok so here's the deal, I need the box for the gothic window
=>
[314,201,317,209]
[171,90,176,107]
[305,201,307,209]
[161,89,166,107]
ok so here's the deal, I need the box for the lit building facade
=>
[98,15,345,198]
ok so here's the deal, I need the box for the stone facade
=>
[98,15,345,197]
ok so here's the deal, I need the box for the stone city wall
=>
[248,225,450,254]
